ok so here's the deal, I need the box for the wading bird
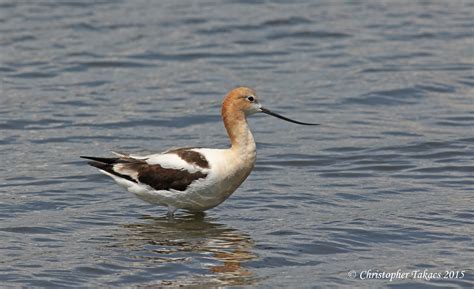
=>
[81,87,318,216]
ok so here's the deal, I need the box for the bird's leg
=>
[167,205,177,218]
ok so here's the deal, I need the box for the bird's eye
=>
[247,96,255,102]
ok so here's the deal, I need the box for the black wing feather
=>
[81,153,208,191]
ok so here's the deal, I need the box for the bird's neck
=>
[222,108,256,158]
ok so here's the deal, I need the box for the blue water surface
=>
[0,1,473,288]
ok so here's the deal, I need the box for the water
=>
[1,0,473,288]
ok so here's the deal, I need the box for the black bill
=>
[260,107,319,126]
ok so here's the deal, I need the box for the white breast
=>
[182,148,256,211]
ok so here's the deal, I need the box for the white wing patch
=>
[144,153,207,173]
[113,163,139,180]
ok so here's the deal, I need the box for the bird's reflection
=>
[114,213,258,286]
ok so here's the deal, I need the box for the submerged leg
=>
[167,205,177,218]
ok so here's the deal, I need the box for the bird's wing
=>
[81,148,209,192]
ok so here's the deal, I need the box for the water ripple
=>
[0,0,472,288]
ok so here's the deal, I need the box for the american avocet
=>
[81,87,318,216]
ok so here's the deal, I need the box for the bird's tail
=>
[80,155,144,184]
[80,156,119,171]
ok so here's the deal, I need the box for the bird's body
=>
[82,87,317,216]
[86,145,256,213]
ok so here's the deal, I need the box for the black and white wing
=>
[81,148,210,192]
